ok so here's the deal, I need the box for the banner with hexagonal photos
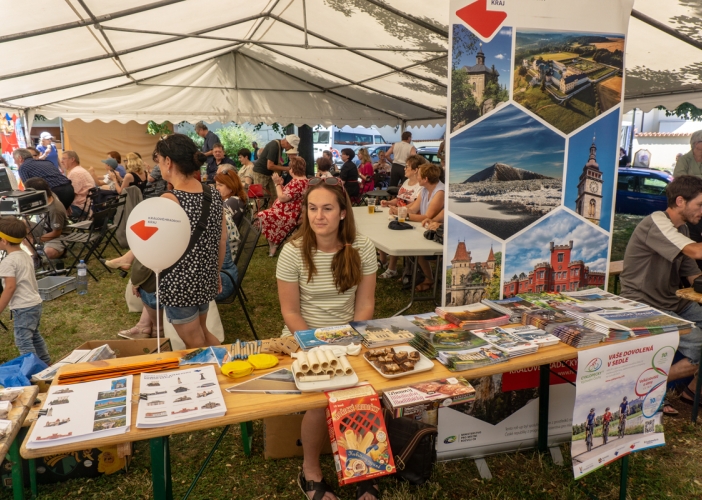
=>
[438,0,634,462]
[444,0,633,309]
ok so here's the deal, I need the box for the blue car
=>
[615,167,672,216]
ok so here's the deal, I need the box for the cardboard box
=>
[382,377,476,425]
[325,385,395,486]
[32,338,172,392]
[263,414,332,459]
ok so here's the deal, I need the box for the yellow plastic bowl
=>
[221,360,254,379]
[247,353,279,370]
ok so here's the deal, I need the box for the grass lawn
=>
[540,52,579,61]
[3,214,701,499]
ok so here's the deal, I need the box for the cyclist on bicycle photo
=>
[602,407,613,444]
[619,397,629,438]
[585,408,596,452]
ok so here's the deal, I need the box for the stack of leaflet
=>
[438,347,509,372]
[481,297,542,322]
[435,304,510,330]
[591,307,694,337]
[556,288,648,335]
[500,325,560,346]
[522,309,577,333]
[551,324,607,347]
[409,329,489,359]
[350,317,420,348]
[472,328,538,357]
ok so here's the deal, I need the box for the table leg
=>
[150,436,173,500]
[28,459,37,499]
[619,455,629,500]
[538,364,550,453]
[692,341,702,423]
[393,257,419,316]
[9,437,25,500]
[240,421,254,457]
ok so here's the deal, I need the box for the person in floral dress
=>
[257,156,309,256]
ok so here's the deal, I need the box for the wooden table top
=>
[21,341,581,459]
[677,287,702,302]
[1,385,39,458]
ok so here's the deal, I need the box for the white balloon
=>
[126,198,191,272]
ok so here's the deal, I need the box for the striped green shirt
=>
[276,234,378,336]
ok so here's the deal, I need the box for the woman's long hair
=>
[291,182,362,293]
[357,148,371,166]
[214,169,248,202]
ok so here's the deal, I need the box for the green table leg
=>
[692,341,702,423]
[619,455,629,500]
[150,437,173,500]
[9,438,25,500]
[538,364,550,453]
[28,459,37,499]
[240,421,253,457]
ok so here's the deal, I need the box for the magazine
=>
[226,368,300,394]
[500,324,560,346]
[472,328,538,357]
[136,366,226,428]
[408,313,459,332]
[409,329,488,358]
[350,317,420,348]
[435,303,510,330]
[592,308,694,333]
[438,346,509,371]
[27,375,132,449]
[482,297,542,320]
[294,325,362,350]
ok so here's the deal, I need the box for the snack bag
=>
[325,385,395,485]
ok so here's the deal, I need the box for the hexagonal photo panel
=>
[445,213,502,307]
[450,24,512,133]
[512,29,624,134]
[503,208,609,298]
[448,103,565,240]
[564,108,620,232]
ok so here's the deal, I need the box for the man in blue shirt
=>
[195,122,221,178]
[12,149,74,209]
[36,132,60,170]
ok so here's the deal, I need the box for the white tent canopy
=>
[2,0,702,126]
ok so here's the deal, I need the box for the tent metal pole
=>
[628,108,637,158]
[257,44,446,115]
[326,54,447,90]
[0,0,185,44]
[98,26,446,52]
[22,109,32,147]
[632,9,702,52]
[362,0,448,38]
[0,14,265,82]
[269,15,447,89]
[302,0,309,49]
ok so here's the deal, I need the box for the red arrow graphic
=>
[456,0,507,40]
[131,220,158,241]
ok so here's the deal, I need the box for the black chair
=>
[217,217,260,339]
[95,193,128,264]
[59,207,116,281]
[142,185,157,199]
[68,187,101,223]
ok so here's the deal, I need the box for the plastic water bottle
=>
[76,260,88,295]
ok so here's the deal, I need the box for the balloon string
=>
[156,271,161,354]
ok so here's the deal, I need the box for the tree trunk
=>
[297,125,315,176]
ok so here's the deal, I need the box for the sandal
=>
[297,471,337,500]
[679,386,702,408]
[356,479,380,500]
[414,281,433,292]
[662,399,679,417]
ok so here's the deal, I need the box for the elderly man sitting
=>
[61,150,96,218]
[13,149,75,209]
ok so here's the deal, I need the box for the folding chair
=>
[247,184,270,215]
[59,207,116,281]
[68,187,100,223]
[94,193,128,263]
[216,217,260,339]
[142,185,157,199]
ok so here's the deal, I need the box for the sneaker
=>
[379,269,398,279]
[118,327,154,340]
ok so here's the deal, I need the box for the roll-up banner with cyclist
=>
[571,332,678,479]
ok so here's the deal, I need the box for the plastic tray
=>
[363,345,435,379]
[36,276,76,301]
[292,360,359,392]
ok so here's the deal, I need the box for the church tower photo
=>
[575,135,603,225]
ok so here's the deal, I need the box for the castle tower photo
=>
[449,241,496,306]
[575,135,603,225]
[463,44,500,103]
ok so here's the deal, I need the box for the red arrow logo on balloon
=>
[131,220,158,240]
[456,0,507,39]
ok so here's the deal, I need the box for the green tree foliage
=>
[146,121,172,137]
[484,252,502,300]
[186,125,258,167]
[483,81,509,105]
[518,65,528,77]
[452,25,479,71]
[592,49,623,69]
[451,69,479,130]
[657,102,702,121]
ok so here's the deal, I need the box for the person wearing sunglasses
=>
[276,178,378,500]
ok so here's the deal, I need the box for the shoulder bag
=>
[382,408,438,485]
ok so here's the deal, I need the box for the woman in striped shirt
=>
[276,178,378,500]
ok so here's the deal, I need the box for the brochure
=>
[294,325,362,350]
[472,328,538,357]
[226,368,300,394]
[350,317,420,348]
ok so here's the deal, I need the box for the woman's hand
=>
[389,206,398,215]
[380,200,388,207]
[108,171,117,181]
[132,286,140,298]
[272,173,283,186]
